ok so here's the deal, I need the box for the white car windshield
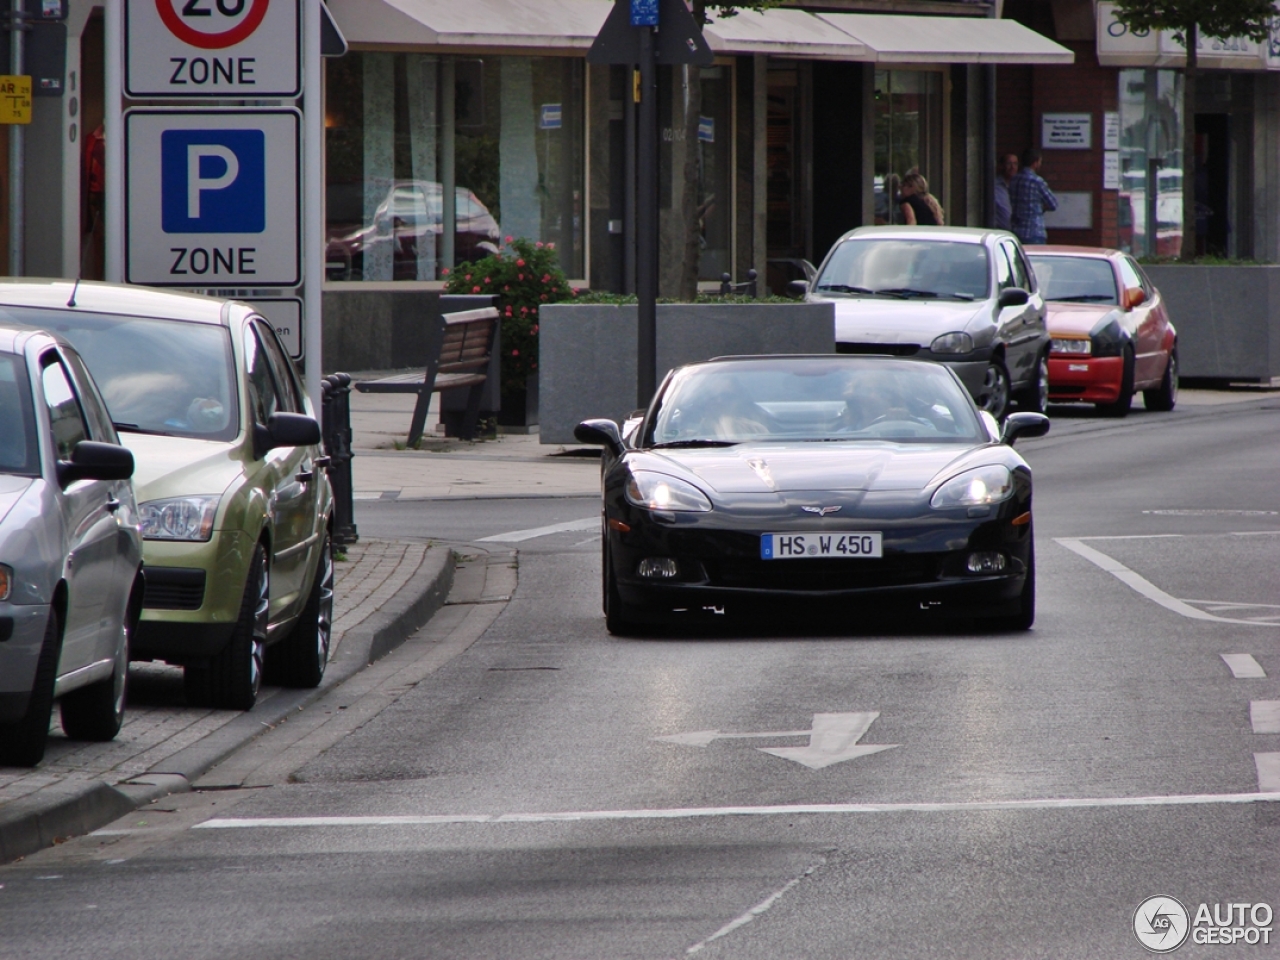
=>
[815,239,990,302]
[648,357,984,445]
[0,351,39,476]
[2,310,240,442]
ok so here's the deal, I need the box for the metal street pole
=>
[8,0,23,277]
[636,25,657,408]
[303,0,324,416]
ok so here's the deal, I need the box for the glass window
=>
[1002,242,1030,290]
[1117,256,1144,295]
[1028,256,1118,304]
[874,70,945,224]
[253,320,302,413]
[1117,68,1184,258]
[41,358,88,463]
[60,347,117,443]
[325,53,585,281]
[3,309,239,442]
[0,352,39,476]
[244,327,282,426]
[815,239,989,301]
[995,245,1014,291]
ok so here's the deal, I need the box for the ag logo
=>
[1133,896,1190,953]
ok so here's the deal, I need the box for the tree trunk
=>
[1180,23,1197,262]
[678,0,708,302]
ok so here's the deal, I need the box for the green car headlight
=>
[139,495,220,541]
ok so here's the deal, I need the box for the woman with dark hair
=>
[899,172,945,226]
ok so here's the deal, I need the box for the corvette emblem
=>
[802,505,842,517]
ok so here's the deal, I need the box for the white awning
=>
[819,13,1074,65]
[327,0,1071,66]
[703,8,868,60]
[325,0,611,50]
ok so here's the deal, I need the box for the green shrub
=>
[443,237,576,393]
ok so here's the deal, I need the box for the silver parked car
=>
[0,325,144,767]
[804,226,1051,420]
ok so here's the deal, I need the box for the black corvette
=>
[574,355,1049,634]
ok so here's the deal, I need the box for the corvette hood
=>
[830,298,989,345]
[638,442,979,496]
[1045,302,1119,337]
[0,474,33,527]
[119,433,245,502]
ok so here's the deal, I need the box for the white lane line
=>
[1256,755,1280,792]
[1223,654,1268,679]
[193,792,1280,831]
[476,517,597,543]
[1055,539,1276,626]
[1252,702,1280,734]
[686,862,823,955]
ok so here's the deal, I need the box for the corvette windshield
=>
[648,357,984,445]
[0,309,239,442]
[814,239,990,302]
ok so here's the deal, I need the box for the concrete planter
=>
[538,301,835,444]
[1142,264,1280,381]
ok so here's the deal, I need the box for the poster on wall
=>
[1042,113,1092,150]
[1103,152,1120,190]
[1043,192,1093,230]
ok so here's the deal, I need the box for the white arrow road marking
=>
[1223,654,1267,679]
[1056,538,1279,626]
[1251,702,1280,734]
[476,517,597,543]
[656,712,898,770]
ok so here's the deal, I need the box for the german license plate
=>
[761,532,883,559]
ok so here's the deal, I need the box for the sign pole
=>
[8,0,22,277]
[104,0,123,282]
[302,0,324,415]
[636,24,657,409]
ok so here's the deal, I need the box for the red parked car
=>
[1026,246,1177,416]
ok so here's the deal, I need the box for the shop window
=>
[873,70,945,225]
[324,53,585,282]
[1117,69,1184,259]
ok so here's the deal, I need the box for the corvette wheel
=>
[983,537,1036,632]
[604,549,641,637]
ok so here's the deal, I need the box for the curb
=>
[0,544,456,865]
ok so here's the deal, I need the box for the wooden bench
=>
[353,306,499,445]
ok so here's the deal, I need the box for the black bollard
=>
[322,373,359,547]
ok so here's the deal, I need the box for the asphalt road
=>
[3,398,1279,959]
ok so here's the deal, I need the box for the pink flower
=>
[571,288,580,296]
[441,267,451,276]
[484,277,491,283]
[521,306,529,313]
[531,307,537,315]
[505,235,513,243]
[504,285,510,291]
[542,274,550,282]
[536,241,544,248]
[540,293,548,301]
[517,274,524,281]
[547,243,555,250]
[472,285,481,293]
[511,349,519,356]
[531,324,539,334]
[516,258,525,267]
[464,274,472,281]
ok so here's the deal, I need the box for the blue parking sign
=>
[161,129,266,233]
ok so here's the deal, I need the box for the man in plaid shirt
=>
[1008,149,1058,245]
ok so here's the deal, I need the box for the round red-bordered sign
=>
[155,0,271,50]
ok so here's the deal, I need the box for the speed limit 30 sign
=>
[125,0,299,98]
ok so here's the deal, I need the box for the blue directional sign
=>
[161,129,266,233]
[125,108,299,287]
[630,0,658,27]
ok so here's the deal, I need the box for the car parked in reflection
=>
[1026,246,1177,416]
[0,324,143,766]
[0,281,333,713]
[325,180,501,281]
[801,227,1050,420]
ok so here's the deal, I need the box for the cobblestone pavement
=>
[0,539,431,806]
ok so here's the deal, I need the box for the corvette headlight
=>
[930,465,1014,509]
[931,332,974,355]
[139,496,220,541]
[625,471,713,512]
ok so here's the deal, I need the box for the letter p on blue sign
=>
[161,129,265,233]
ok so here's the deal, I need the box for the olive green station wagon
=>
[0,281,334,711]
